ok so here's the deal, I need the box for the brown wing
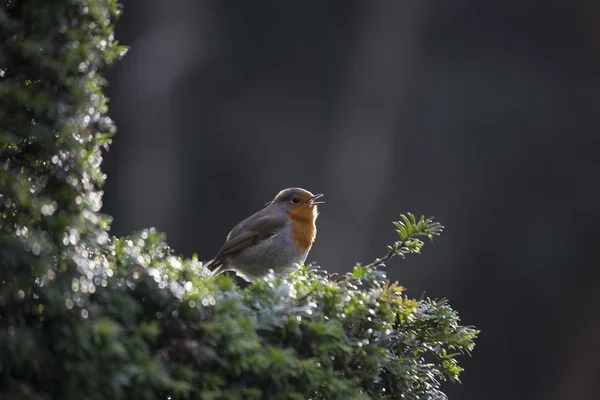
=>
[208,211,287,271]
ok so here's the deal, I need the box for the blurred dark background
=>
[102,1,600,399]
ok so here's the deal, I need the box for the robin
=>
[206,187,324,282]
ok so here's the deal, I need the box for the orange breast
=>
[287,207,318,253]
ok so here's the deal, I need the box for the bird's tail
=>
[204,259,224,276]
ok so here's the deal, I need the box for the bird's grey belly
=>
[224,230,307,281]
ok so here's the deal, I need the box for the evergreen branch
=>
[363,213,443,269]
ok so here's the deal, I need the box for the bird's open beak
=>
[308,193,325,205]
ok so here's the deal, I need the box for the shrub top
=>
[0,1,477,399]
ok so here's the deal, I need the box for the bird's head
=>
[268,187,324,221]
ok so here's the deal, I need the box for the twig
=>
[362,243,400,270]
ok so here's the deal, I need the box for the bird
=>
[205,187,324,282]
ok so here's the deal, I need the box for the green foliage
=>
[0,1,478,399]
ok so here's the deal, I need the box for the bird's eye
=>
[291,197,300,204]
